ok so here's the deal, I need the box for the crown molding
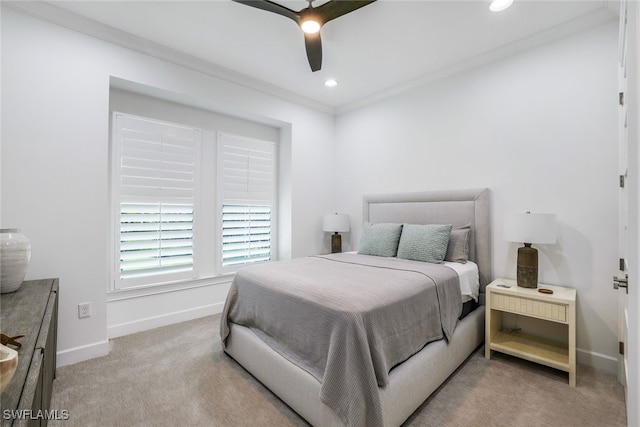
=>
[3,1,618,117]
[3,1,335,115]
[336,5,617,115]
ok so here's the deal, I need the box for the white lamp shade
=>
[504,213,557,244]
[323,213,350,233]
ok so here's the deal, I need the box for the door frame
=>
[623,1,639,425]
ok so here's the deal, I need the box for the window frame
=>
[216,132,277,274]
[110,113,279,292]
[110,112,202,291]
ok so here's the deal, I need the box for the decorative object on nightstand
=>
[504,212,556,288]
[323,213,350,253]
[0,229,31,294]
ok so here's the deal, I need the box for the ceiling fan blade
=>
[314,0,377,25]
[304,32,322,72]
[231,0,300,23]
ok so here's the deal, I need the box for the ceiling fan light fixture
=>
[231,0,378,71]
[489,0,513,12]
[300,18,321,34]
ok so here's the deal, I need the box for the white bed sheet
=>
[444,260,479,303]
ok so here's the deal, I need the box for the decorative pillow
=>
[397,224,452,263]
[445,224,471,263]
[357,223,403,257]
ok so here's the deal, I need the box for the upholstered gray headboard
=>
[363,188,491,294]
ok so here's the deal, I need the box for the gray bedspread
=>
[220,253,462,427]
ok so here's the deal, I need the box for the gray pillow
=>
[358,223,403,257]
[397,224,452,263]
[445,224,471,263]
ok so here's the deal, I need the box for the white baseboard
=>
[577,347,619,376]
[59,309,619,377]
[57,339,110,367]
[107,302,224,339]
[57,303,224,367]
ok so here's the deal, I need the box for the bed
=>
[221,188,491,427]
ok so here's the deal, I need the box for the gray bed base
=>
[226,307,484,426]
[224,188,491,426]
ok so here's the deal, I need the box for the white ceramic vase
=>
[0,229,31,294]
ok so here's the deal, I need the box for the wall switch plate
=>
[78,302,91,319]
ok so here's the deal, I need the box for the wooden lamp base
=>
[517,243,538,288]
[331,233,342,253]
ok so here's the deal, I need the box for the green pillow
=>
[397,224,452,263]
[358,223,403,257]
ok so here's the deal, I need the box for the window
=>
[218,133,276,272]
[111,111,278,290]
[119,203,194,280]
[221,204,272,267]
[112,113,200,289]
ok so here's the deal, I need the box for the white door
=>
[617,0,629,393]
[618,2,639,425]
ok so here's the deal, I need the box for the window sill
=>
[107,274,235,302]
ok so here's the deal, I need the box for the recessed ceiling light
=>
[489,0,513,12]
[324,79,338,88]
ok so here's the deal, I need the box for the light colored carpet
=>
[49,315,626,427]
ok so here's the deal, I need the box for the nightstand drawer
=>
[491,293,567,322]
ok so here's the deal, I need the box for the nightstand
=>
[485,278,576,386]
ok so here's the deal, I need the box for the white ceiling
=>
[12,1,618,112]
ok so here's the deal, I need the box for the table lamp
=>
[504,212,557,288]
[323,213,350,253]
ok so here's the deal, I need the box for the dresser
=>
[1,279,58,426]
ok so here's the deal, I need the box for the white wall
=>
[1,6,622,373]
[1,7,335,365]
[334,22,620,372]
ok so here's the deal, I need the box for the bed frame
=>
[224,188,491,426]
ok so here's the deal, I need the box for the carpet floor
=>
[49,315,626,427]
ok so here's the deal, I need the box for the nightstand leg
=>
[485,303,501,359]
[568,303,576,387]
[569,371,576,387]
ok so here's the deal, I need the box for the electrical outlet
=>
[78,302,91,319]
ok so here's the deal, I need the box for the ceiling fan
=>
[232,0,377,72]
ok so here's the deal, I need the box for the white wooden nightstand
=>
[485,278,576,387]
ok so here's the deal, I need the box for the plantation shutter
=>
[218,133,275,269]
[114,113,200,287]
